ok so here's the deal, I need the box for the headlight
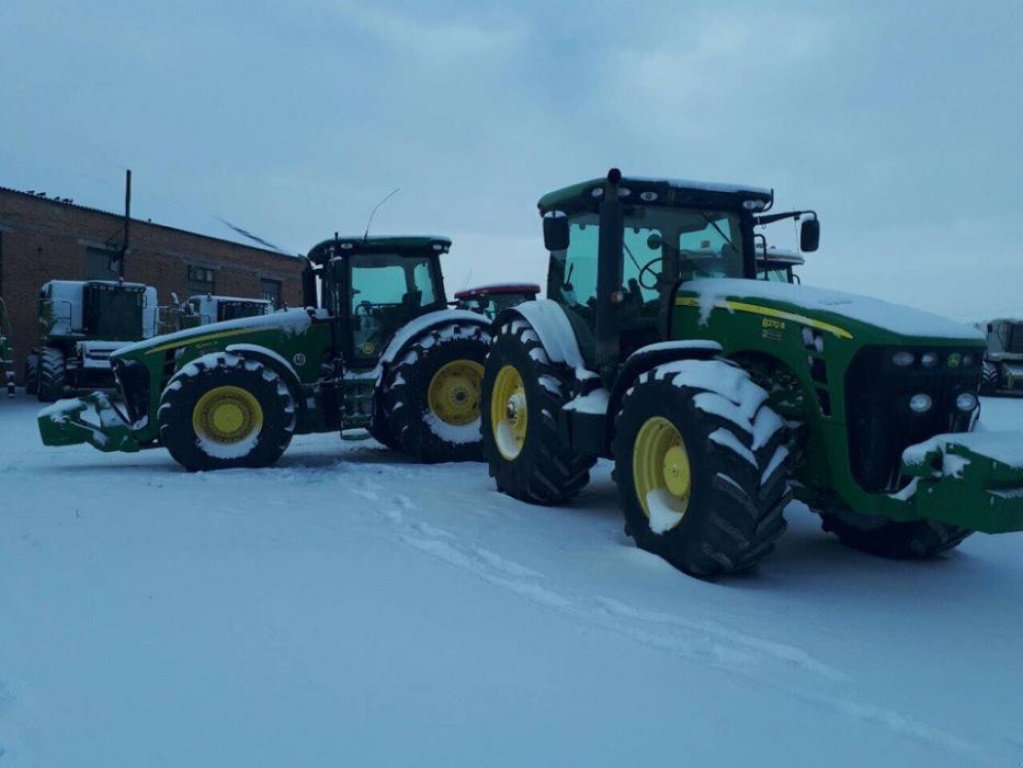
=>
[892,351,914,367]
[962,353,975,367]
[921,352,938,368]
[956,392,979,412]
[909,393,933,413]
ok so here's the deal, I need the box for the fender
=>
[495,299,588,374]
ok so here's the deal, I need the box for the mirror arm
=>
[754,209,817,226]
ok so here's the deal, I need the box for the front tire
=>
[157,352,295,471]
[37,347,66,403]
[481,318,595,504]
[612,359,792,578]
[380,321,491,463]
[981,361,999,395]
[818,509,972,559]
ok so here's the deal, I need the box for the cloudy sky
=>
[2,0,1020,320]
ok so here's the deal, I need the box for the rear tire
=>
[158,352,295,471]
[612,359,792,578]
[818,509,972,559]
[380,322,490,463]
[24,353,39,395]
[981,361,999,394]
[481,318,595,504]
[37,347,66,403]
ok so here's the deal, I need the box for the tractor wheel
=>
[612,359,792,578]
[37,347,66,403]
[380,322,491,462]
[817,509,972,559]
[157,352,295,472]
[368,416,400,451]
[981,361,999,395]
[24,353,39,396]
[481,318,595,504]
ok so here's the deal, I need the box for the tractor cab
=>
[538,172,819,369]
[304,236,450,367]
[756,247,805,283]
[454,283,541,320]
[39,280,152,341]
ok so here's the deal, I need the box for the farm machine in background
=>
[162,294,275,332]
[480,169,1023,578]
[756,247,804,283]
[39,236,491,470]
[26,280,159,402]
[0,297,15,397]
[454,283,541,320]
[979,318,1023,396]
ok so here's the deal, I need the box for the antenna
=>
[363,188,400,240]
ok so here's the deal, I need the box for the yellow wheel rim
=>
[192,385,264,444]
[491,365,528,460]
[632,416,691,531]
[428,360,484,426]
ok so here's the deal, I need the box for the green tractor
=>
[38,236,492,470]
[0,297,15,397]
[482,169,1023,577]
[26,280,159,402]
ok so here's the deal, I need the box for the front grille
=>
[845,347,981,492]
[1008,326,1023,354]
[114,359,151,425]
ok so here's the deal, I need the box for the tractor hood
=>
[112,308,327,361]
[684,279,984,345]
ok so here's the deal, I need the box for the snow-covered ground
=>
[2,396,1023,767]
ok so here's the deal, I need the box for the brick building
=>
[0,186,305,382]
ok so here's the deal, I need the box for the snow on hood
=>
[114,308,328,357]
[689,279,983,341]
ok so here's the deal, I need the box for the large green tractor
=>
[39,236,491,470]
[482,170,1023,577]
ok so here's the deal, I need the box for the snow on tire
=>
[380,322,491,463]
[37,347,66,403]
[481,318,595,504]
[612,358,792,578]
[157,351,295,472]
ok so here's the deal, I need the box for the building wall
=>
[0,188,306,383]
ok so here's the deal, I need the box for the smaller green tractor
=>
[481,169,1023,578]
[39,236,492,470]
[979,318,1023,396]
[26,280,159,402]
[0,297,15,397]
[454,283,541,320]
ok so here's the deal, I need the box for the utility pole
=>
[119,169,132,279]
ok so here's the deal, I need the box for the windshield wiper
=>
[699,210,735,251]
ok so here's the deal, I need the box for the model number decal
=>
[762,318,786,330]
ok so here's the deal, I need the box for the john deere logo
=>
[947,353,961,368]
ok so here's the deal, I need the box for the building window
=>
[187,265,215,296]
[85,247,120,280]
[260,278,282,308]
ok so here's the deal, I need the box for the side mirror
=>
[800,217,820,252]
[543,215,570,251]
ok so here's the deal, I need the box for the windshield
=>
[556,207,744,310]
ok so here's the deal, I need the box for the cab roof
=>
[454,283,541,300]
[538,176,774,216]
[306,235,451,265]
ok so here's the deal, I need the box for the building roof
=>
[0,185,300,262]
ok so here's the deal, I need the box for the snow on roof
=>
[690,278,984,341]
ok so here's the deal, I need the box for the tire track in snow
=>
[349,480,995,764]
